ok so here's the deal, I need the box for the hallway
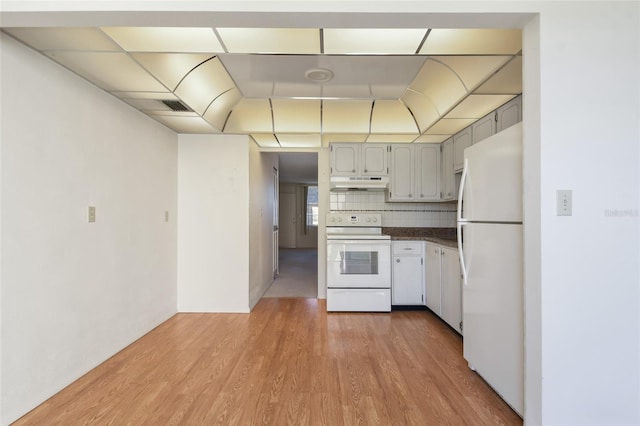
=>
[263,249,318,298]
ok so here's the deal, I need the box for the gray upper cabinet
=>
[415,144,440,201]
[472,111,497,144]
[388,145,414,201]
[330,143,359,176]
[361,144,388,176]
[453,126,473,172]
[330,143,388,176]
[497,95,522,132]
[389,144,440,202]
[440,137,455,201]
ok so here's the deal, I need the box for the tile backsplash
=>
[329,191,456,228]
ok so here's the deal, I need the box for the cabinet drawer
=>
[392,241,424,256]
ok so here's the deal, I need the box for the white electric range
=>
[326,212,391,312]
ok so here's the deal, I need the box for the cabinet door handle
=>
[364,169,368,173]
[396,258,401,263]
[408,193,412,197]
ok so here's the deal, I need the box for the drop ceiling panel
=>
[445,94,515,119]
[434,56,512,90]
[414,134,451,143]
[371,100,419,134]
[321,84,372,99]
[272,99,320,133]
[151,115,218,133]
[322,100,372,134]
[420,29,522,55]
[8,26,523,147]
[425,118,475,135]
[174,57,236,114]
[322,134,368,147]
[219,54,425,99]
[324,29,427,54]
[102,27,224,52]
[409,59,467,115]
[5,27,120,51]
[217,28,320,54]
[225,98,273,133]
[277,134,322,148]
[475,56,523,94]
[366,134,417,143]
[45,51,167,92]
[131,53,214,91]
[273,83,321,98]
[251,134,280,148]
[203,88,242,130]
[401,90,440,133]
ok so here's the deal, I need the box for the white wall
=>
[0,34,178,425]
[248,142,278,308]
[533,3,639,425]
[318,148,330,299]
[177,134,250,313]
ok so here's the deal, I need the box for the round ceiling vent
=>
[305,68,334,83]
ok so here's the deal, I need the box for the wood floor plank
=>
[13,298,522,425]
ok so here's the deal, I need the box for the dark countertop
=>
[382,227,458,249]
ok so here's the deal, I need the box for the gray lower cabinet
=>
[391,241,424,305]
[425,242,463,335]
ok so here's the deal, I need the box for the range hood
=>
[330,176,389,191]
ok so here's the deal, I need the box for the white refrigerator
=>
[456,122,524,416]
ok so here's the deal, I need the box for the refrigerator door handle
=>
[457,158,469,222]
[457,221,468,286]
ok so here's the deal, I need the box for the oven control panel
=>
[326,212,381,226]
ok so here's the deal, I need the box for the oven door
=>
[327,240,391,288]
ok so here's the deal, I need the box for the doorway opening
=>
[265,152,319,298]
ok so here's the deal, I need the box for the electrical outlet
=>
[556,190,572,216]
[88,206,96,223]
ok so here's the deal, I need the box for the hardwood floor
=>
[14,299,521,425]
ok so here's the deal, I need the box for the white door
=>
[392,255,424,305]
[330,143,359,176]
[441,138,454,200]
[460,123,522,223]
[441,247,462,334]
[497,95,522,132]
[389,145,414,201]
[273,167,279,277]
[453,126,472,172]
[361,144,388,176]
[461,222,524,416]
[472,112,496,144]
[326,241,391,288]
[425,243,441,314]
[415,144,440,201]
[279,192,296,248]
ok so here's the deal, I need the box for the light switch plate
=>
[556,190,572,216]
[88,206,96,223]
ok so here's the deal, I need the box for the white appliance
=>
[326,212,391,312]
[329,176,389,191]
[456,123,524,416]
